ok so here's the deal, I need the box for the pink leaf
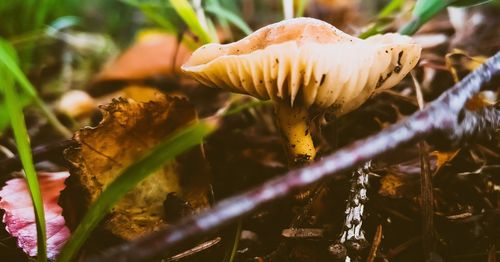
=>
[0,172,71,260]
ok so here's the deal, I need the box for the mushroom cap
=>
[182,17,421,115]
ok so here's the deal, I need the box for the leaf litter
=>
[0,2,498,262]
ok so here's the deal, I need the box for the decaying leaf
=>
[0,172,71,260]
[430,150,460,174]
[378,150,449,199]
[378,159,428,199]
[444,49,498,110]
[62,95,211,241]
[95,31,191,83]
[379,174,407,198]
[445,49,487,83]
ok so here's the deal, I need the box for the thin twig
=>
[167,237,221,262]
[412,70,435,259]
[487,244,496,262]
[223,220,242,262]
[88,52,500,262]
[367,225,383,262]
[386,236,421,259]
[419,142,434,259]
[428,107,500,149]
[33,97,73,138]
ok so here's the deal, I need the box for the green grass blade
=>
[0,40,36,98]
[223,220,242,262]
[0,39,71,137]
[0,45,47,262]
[206,17,220,43]
[21,0,56,69]
[141,5,179,34]
[295,0,310,17]
[205,4,253,35]
[358,0,405,39]
[399,0,491,35]
[119,0,179,34]
[0,91,33,134]
[358,24,385,39]
[399,0,448,35]
[378,0,405,18]
[34,0,54,32]
[452,0,491,6]
[170,0,214,44]
[205,0,230,32]
[0,106,9,134]
[57,118,218,262]
[9,29,47,46]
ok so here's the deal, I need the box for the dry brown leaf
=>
[379,174,405,198]
[465,90,498,110]
[430,150,460,174]
[378,160,423,199]
[444,49,498,110]
[445,49,487,83]
[95,32,191,82]
[61,95,211,241]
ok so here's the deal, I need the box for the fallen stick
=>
[89,52,500,262]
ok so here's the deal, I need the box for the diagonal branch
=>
[428,107,500,149]
[88,52,500,262]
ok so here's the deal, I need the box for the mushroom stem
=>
[275,100,316,165]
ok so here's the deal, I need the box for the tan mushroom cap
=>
[182,17,421,115]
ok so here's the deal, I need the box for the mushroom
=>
[182,17,421,165]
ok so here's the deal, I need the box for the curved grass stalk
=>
[0,39,71,137]
[0,45,47,262]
